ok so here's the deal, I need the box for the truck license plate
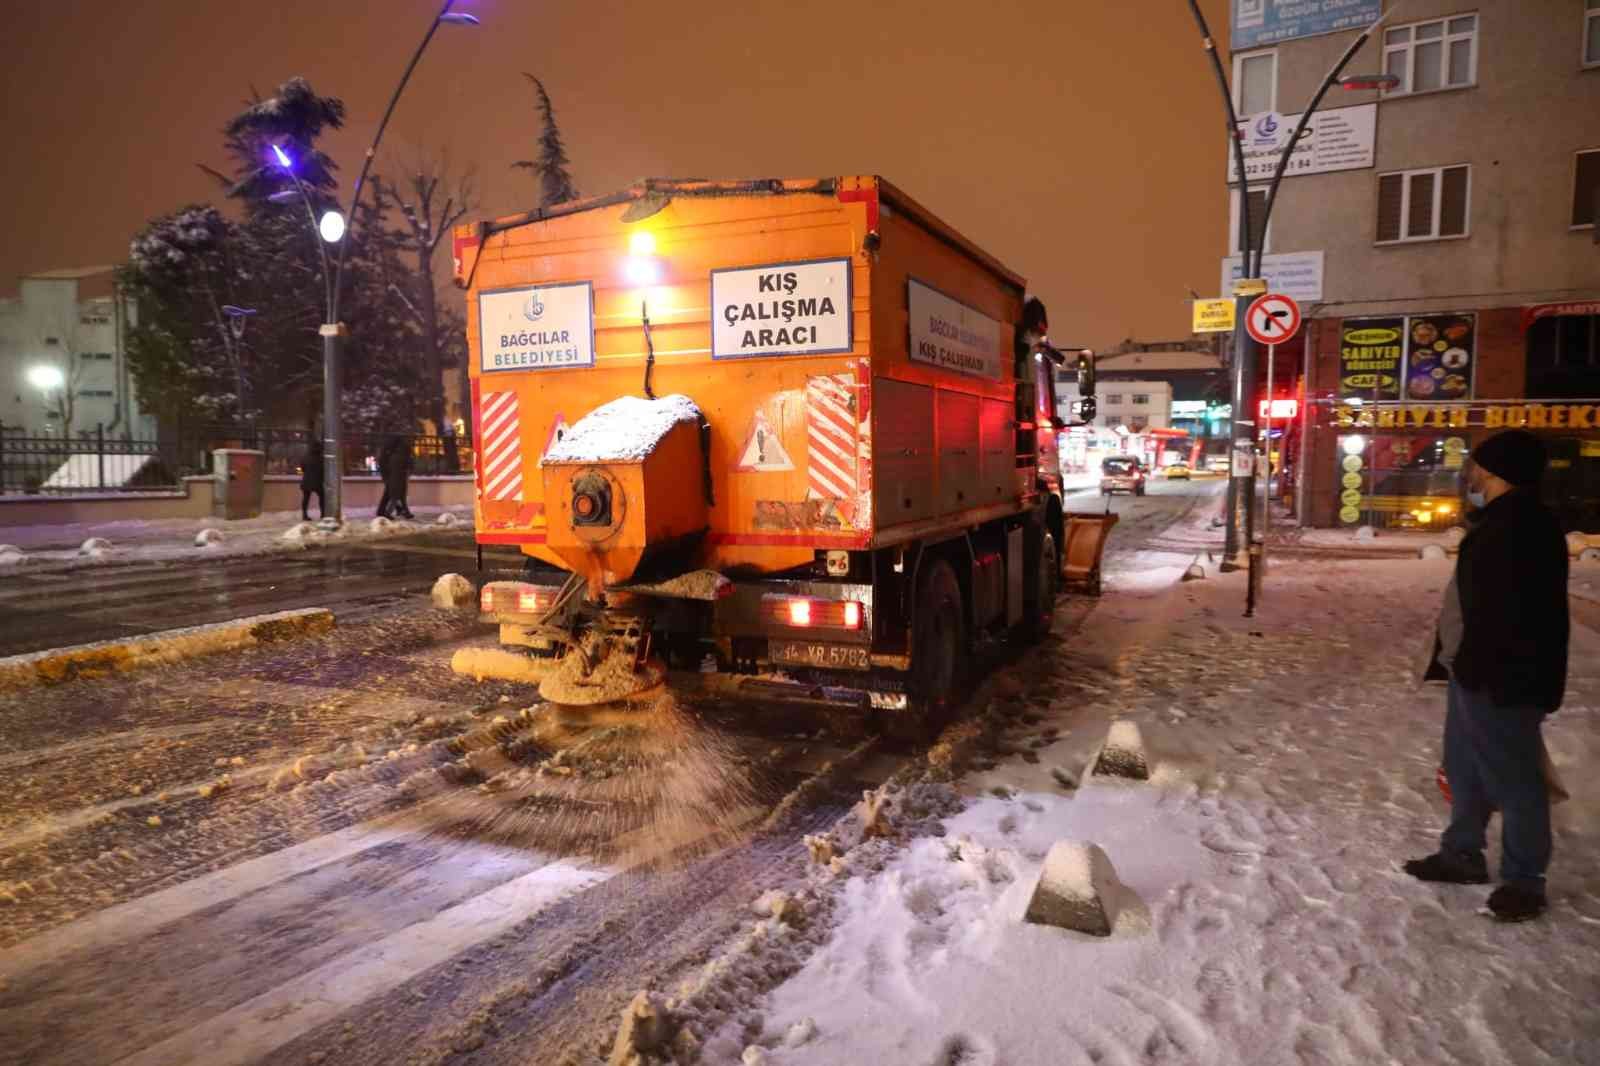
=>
[770,641,870,671]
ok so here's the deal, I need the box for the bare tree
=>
[512,75,579,208]
[33,316,88,435]
[372,150,476,465]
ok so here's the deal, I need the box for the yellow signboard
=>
[1335,403,1600,430]
[1233,278,1269,297]
[1192,299,1236,334]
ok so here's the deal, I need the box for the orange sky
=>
[0,0,1232,350]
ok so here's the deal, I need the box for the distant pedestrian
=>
[1407,429,1569,922]
[300,438,325,522]
[376,435,414,520]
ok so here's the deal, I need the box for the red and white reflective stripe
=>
[477,390,524,501]
[806,373,858,500]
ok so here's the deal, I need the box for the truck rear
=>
[453,176,1071,724]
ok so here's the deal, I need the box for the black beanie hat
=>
[1472,429,1546,488]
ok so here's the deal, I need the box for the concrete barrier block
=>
[1094,720,1149,780]
[1023,840,1126,937]
[431,573,476,609]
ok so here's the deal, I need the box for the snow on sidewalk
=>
[708,556,1600,1065]
[0,504,473,573]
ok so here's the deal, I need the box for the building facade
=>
[0,267,152,440]
[1227,1,1600,531]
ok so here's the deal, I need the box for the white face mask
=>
[1466,487,1487,510]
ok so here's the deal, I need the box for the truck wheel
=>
[907,558,965,726]
[1020,530,1058,644]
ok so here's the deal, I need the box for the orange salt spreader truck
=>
[455,176,1103,723]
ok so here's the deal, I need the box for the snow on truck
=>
[453,175,1102,726]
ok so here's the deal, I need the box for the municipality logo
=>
[523,292,546,321]
[1253,113,1278,140]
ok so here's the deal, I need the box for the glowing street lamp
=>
[318,210,346,244]
[26,365,64,391]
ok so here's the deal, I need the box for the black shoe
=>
[1487,883,1547,923]
[1403,850,1490,884]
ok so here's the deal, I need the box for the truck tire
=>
[1020,530,1058,644]
[906,558,966,728]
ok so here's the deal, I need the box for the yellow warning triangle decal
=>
[735,411,794,471]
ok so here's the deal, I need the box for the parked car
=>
[1164,462,1191,480]
[1101,456,1146,496]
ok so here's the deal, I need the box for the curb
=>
[0,608,336,689]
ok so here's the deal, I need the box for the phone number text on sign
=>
[478,281,595,373]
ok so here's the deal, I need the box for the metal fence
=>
[0,421,474,495]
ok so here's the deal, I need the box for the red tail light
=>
[764,595,863,630]
[482,581,560,615]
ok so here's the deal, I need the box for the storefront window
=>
[1337,432,1467,529]
[1527,313,1600,399]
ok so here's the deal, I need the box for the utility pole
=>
[1186,0,1404,574]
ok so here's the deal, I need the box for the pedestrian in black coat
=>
[300,439,325,521]
[375,435,414,519]
[1406,429,1569,922]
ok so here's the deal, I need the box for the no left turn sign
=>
[1245,292,1301,345]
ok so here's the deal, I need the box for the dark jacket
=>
[379,436,411,488]
[300,443,324,490]
[1424,488,1569,711]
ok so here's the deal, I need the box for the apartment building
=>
[1227,1,1600,530]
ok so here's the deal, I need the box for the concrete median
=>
[0,608,335,689]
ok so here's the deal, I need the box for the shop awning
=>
[1522,300,1600,332]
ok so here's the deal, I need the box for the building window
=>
[1231,187,1271,255]
[1587,5,1600,68]
[1383,14,1477,95]
[1574,150,1600,228]
[1527,314,1600,399]
[1105,393,1124,405]
[1105,416,1122,427]
[1233,49,1277,115]
[1377,165,1470,242]
[1132,394,1150,405]
[76,389,115,398]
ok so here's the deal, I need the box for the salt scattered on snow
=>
[543,394,702,464]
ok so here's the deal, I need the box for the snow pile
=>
[370,516,395,534]
[543,394,702,464]
[1354,525,1377,541]
[436,511,459,527]
[0,545,23,567]
[1419,543,1447,560]
[430,573,476,609]
[78,537,113,559]
[281,521,319,543]
[193,528,225,548]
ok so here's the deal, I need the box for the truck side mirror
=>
[1075,352,1096,397]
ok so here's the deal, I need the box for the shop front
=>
[1303,304,1600,533]
[1319,401,1600,531]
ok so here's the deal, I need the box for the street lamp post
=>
[1185,1,1404,571]
[277,1,478,527]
